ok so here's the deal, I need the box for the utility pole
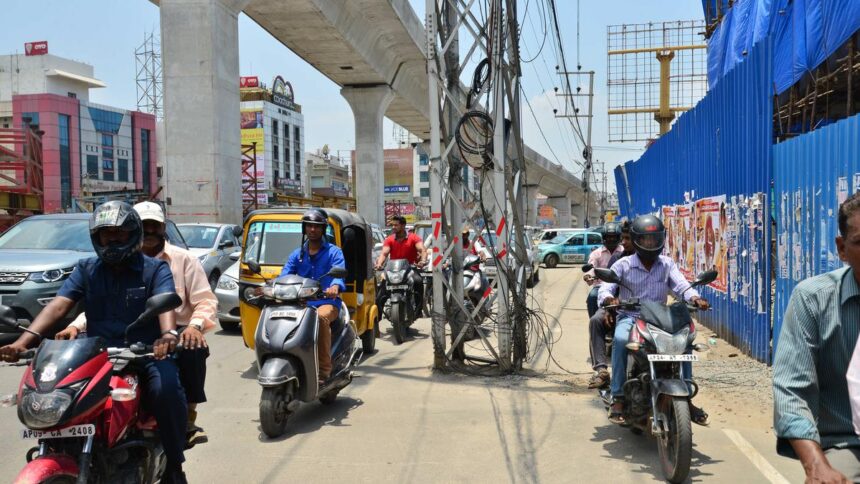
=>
[555,70,594,228]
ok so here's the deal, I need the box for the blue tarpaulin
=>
[706,0,860,94]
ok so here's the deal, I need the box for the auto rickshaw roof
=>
[244,207,371,231]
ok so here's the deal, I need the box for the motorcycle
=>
[593,267,717,484]
[1,293,184,484]
[381,259,421,345]
[245,261,362,439]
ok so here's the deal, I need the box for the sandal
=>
[690,403,710,426]
[608,401,626,425]
[588,369,610,389]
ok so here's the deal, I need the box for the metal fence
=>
[614,39,774,362]
[773,114,860,348]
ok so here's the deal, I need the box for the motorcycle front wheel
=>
[656,395,692,484]
[390,302,406,345]
[260,383,294,438]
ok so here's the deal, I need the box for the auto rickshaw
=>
[237,208,379,353]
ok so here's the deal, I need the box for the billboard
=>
[240,76,259,88]
[240,108,266,191]
[384,148,414,202]
[25,41,48,56]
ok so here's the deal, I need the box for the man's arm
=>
[597,263,624,305]
[184,254,218,332]
[17,297,77,347]
[328,247,347,293]
[375,242,392,269]
[584,248,601,283]
[667,260,700,303]
[279,250,299,277]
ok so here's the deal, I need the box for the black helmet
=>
[630,214,665,263]
[302,208,328,233]
[89,201,143,265]
[601,222,622,251]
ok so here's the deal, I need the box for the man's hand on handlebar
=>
[324,285,340,297]
[153,333,178,360]
[692,297,710,310]
[56,326,80,340]
[0,341,29,363]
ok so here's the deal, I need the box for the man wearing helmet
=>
[0,201,189,483]
[60,202,218,449]
[279,208,346,384]
[583,223,624,318]
[598,214,710,426]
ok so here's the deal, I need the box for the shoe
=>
[690,403,710,426]
[186,424,208,449]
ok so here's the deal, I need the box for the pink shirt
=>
[586,245,623,286]
[71,243,218,332]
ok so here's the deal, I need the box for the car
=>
[534,227,588,244]
[477,230,540,287]
[537,231,603,268]
[177,223,243,289]
[0,212,189,344]
[214,257,241,332]
[370,223,386,287]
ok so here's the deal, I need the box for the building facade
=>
[1,48,157,213]
[306,147,350,197]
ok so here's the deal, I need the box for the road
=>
[0,267,806,483]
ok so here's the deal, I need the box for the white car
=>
[214,258,240,332]
[178,223,243,289]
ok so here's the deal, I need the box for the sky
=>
[0,1,705,193]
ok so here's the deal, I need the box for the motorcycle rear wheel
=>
[260,384,294,438]
[656,395,692,484]
[391,303,406,345]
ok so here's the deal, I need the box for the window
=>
[103,170,114,182]
[587,234,602,245]
[118,159,129,182]
[58,115,71,209]
[141,129,151,192]
[86,155,98,179]
[294,160,301,181]
[568,234,585,246]
[419,171,429,183]
[419,154,429,166]
[67,92,76,99]
[294,151,300,179]
[284,124,291,165]
[311,176,326,188]
[101,133,114,180]
[272,119,279,162]
[420,187,430,197]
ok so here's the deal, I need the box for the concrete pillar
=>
[549,196,572,228]
[160,0,250,224]
[571,202,585,228]
[341,85,395,226]
[523,185,539,226]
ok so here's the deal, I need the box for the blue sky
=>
[0,1,704,189]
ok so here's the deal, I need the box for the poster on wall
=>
[676,204,696,280]
[694,195,728,293]
[240,109,267,190]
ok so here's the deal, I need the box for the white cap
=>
[133,201,165,223]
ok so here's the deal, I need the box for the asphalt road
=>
[0,267,806,483]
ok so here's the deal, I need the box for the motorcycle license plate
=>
[270,309,301,319]
[388,284,408,290]
[21,424,95,440]
[647,354,698,362]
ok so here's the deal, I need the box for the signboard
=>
[383,148,414,202]
[240,108,267,189]
[384,185,410,194]
[271,75,298,111]
[24,41,48,56]
[239,76,259,88]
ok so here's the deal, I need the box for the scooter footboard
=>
[258,357,300,388]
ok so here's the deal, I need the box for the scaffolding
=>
[607,20,708,142]
[241,143,259,218]
[135,31,163,120]
[0,127,43,229]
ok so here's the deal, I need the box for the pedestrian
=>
[773,191,860,482]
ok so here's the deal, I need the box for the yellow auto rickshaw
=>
[237,208,379,353]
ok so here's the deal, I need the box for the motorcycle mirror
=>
[594,268,620,284]
[229,252,241,261]
[327,266,348,279]
[693,269,718,287]
[373,242,383,251]
[125,292,183,342]
[0,305,19,330]
[247,260,262,275]
[232,225,243,238]
[581,263,593,272]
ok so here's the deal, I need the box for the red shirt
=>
[384,233,422,263]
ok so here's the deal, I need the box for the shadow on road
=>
[590,423,721,482]
[256,396,364,443]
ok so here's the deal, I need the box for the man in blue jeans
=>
[598,214,710,426]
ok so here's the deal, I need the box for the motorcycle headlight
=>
[217,277,239,291]
[648,325,690,355]
[19,389,74,429]
[298,286,318,298]
[29,268,73,283]
[273,283,300,301]
[387,270,406,285]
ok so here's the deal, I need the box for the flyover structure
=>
[156,0,599,227]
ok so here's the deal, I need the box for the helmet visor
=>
[634,232,665,251]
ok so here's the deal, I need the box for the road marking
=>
[723,429,790,484]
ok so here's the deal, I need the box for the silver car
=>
[479,231,540,288]
[177,223,243,289]
[214,256,241,332]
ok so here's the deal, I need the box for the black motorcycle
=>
[594,268,716,484]
[381,259,420,345]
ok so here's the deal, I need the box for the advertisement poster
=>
[383,148,414,202]
[676,204,696,280]
[838,176,849,205]
[240,109,267,192]
[694,195,727,293]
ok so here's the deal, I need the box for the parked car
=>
[178,223,243,289]
[215,257,241,332]
[0,213,188,344]
[477,230,540,287]
[534,227,587,244]
[537,231,603,268]
[371,224,387,287]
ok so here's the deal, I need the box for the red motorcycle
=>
[2,293,182,484]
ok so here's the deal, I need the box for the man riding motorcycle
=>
[587,221,634,389]
[374,215,428,311]
[0,201,189,483]
[598,215,710,426]
[60,201,218,448]
[583,223,623,318]
[279,208,346,385]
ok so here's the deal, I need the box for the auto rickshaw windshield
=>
[243,221,335,266]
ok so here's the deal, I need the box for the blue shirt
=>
[773,267,860,456]
[57,253,176,346]
[279,240,346,308]
[597,253,700,319]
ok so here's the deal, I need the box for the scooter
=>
[245,262,362,439]
[381,259,420,345]
[594,268,716,484]
[1,293,184,484]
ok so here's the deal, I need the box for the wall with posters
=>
[773,113,860,349]
[614,39,773,362]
